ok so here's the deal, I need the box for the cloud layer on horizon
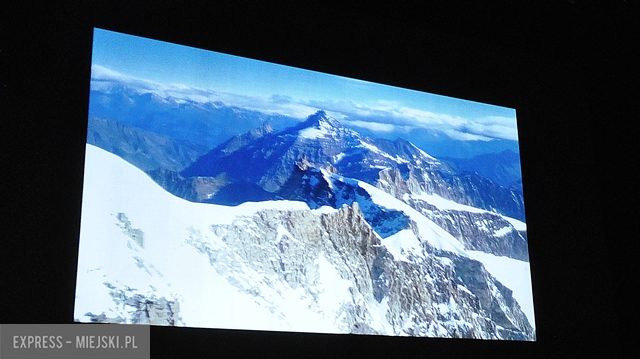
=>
[91,65,519,142]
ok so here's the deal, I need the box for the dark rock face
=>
[275,160,337,208]
[275,163,411,239]
[179,110,367,192]
[84,285,182,326]
[447,173,526,222]
[426,209,528,261]
[447,254,534,340]
[377,166,525,222]
[145,169,234,203]
[401,195,529,261]
[145,169,199,202]
[115,212,145,248]
[377,166,528,260]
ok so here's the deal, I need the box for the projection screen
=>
[74,28,535,341]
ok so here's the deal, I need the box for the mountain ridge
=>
[179,111,525,220]
[85,109,530,263]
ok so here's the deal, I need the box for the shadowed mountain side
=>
[441,150,524,191]
[92,110,528,260]
[88,87,299,149]
[86,116,209,172]
[180,111,524,221]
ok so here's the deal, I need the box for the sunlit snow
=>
[493,227,512,237]
[357,181,469,256]
[359,141,409,164]
[467,251,535,328]
[299,126,331,139]
[407,192,526,231]
[76,145,400,334]
[380,230,417,262]
[75,144,534,337]
[76,145,360,332]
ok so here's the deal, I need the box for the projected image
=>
[75,28,535,340]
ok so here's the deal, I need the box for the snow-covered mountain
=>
[182,110,445,187]
[178,111,525,217]
[84,109,529,260]
[75,144,535,339]
[162,111,529,263]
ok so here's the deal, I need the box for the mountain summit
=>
[296,110,342,130]
[180,110,411,192]
[180,110,360,193]
[289,110,360,147]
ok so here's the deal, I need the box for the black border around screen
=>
[2,2,624,358]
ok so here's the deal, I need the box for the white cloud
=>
[90,65,519,141]
[303,97,518,141]
[91,65,322,119]
[342,120,403,133]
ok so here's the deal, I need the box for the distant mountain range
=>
[88,109,528,251]
[441,150,523,191]
[353,125,521,159]
[88,83,521,159]
[88,87,300,150]
[86,116,210,172]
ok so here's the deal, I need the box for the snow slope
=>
[408,192,526,231]
[76,144,357,332]
[75,144,535,335]
[467,251,535,328]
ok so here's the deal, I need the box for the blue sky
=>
[91,28,519,142]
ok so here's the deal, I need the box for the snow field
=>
[77,145,388,333]
[76,144,534,336]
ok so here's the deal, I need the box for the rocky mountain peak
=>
[301,110,342,130]
[250,122,274,137]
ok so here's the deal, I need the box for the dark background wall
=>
[2,1,638,357]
